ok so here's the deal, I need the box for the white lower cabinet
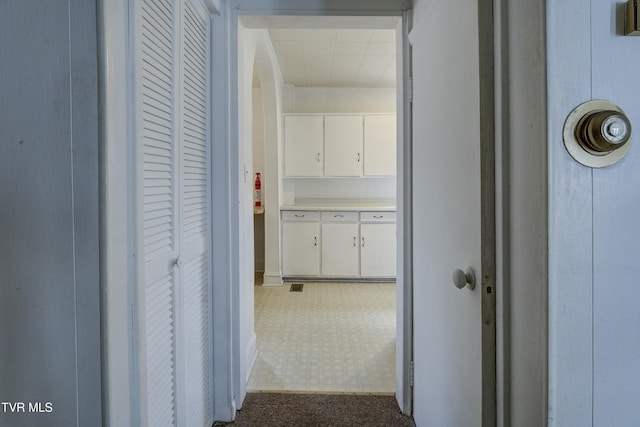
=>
[282,209,396,279]
[321,222,359,277]
[282,214,321,276]
[360,223,396,277]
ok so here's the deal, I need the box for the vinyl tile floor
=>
[248,281,396,393]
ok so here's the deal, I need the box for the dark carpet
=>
[213,392,416,427]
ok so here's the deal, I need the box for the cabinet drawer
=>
[282,211,320,221]
[360,211,396,222]
[321,211,359,222]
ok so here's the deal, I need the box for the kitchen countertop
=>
[280,198,396,212]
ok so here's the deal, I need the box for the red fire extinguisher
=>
[254,172,262,207]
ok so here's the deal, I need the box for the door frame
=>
[209,0,414,419]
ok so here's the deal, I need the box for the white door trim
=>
[210,0,412,419]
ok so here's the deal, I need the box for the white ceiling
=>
[267,28,396,88]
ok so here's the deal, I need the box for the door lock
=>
[563,100,633,168]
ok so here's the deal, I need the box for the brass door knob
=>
[575,110,631,154]
[563,100,633,168]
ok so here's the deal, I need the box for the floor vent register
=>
[289,283,304,292]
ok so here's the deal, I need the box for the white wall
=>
[547,1,640,425]
[252,88,266,178]
[237,24,258,404]
[252,88,266,272]
[237,23,287,402]
[289,87,396,113]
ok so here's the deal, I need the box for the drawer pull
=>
[362,237,366,247]
[353,236,357,247]
[373,215,384,219]
[314,236,318,246]
[294,214,305,218]
[334,214,344,218]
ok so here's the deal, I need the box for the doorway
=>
[231,10,412,414]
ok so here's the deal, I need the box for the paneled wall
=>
[0,1,101,426]
[548,1,640,425]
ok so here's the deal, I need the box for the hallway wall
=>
[548,1,640,425]
[0,0,101,426]
[237,24,287,403]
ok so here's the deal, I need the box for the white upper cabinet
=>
[284,113,396,178]
[284,115,324,176]
[324,115,363,177]
[364,114,397,176]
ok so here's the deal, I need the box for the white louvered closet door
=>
[178,1,212,426]
[136,0,180,425]
[135,0,212,426]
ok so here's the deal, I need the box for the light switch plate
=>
[626,0,640,35]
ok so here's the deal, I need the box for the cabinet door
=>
[364,114,397,176]
[282,221,321,275]
[324,115,363,176]
[321,223,359,277]
[284,115,324,176]
[360,223,396,277]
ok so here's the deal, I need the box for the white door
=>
[360,223,396,278]
[135,0,180,424]
[284,115,324,176]
[282,221,321,276]
[324,115,363,176]
[178,1,212,426]
[135,0,212,425]
[410,0,493,425]
[322,223,359,277]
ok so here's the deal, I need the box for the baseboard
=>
[283,276,396,283]
[246,332,258,384]
[262,272,283,286]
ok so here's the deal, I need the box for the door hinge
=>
[409,360,414,387]
[408,76,413,103]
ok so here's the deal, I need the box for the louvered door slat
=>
[183,254,210,427]
[145,274,176,427]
